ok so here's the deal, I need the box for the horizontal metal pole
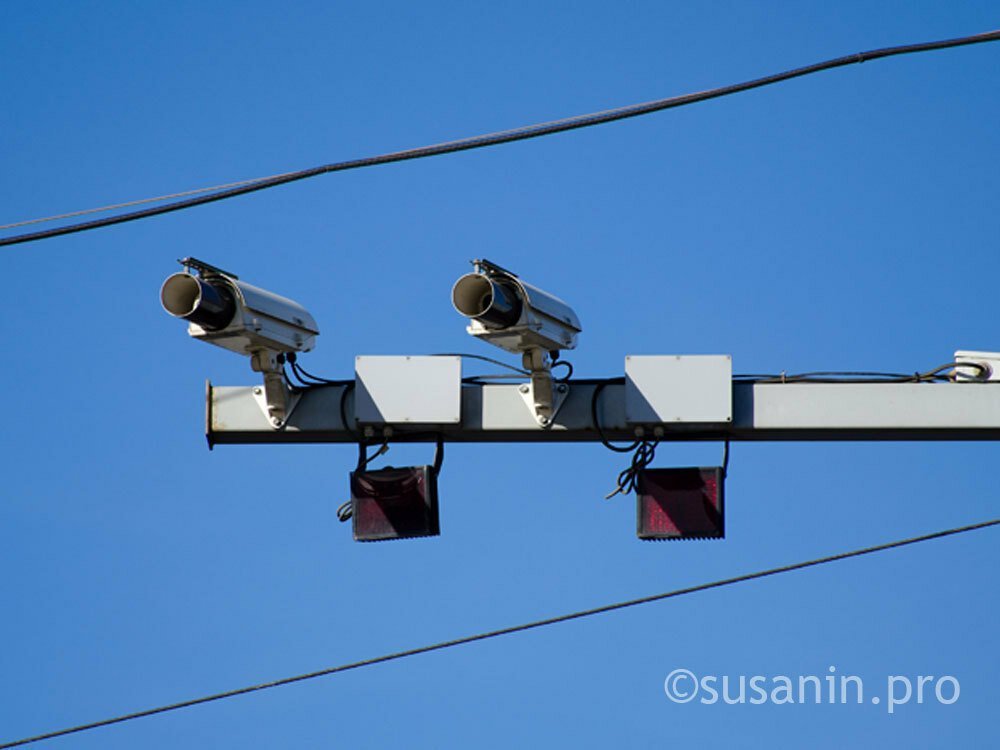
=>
[206,381,1000,445]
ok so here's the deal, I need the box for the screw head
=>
[519,384,530,394]
[270,417,283,427]
[539,416,550,426]
[253,387,262,395]
[557,384,568,393]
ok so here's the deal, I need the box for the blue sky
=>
[2,2,998,747]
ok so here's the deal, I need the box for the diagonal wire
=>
[2,516,996,748]
[2,28,998,248]
[0,173,303,231]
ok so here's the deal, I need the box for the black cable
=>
[281,366,304,390]
[289,362,318,385]
[919,361,987,381]
[551,360,574,382]
[432,434,444,477]
[434,353,529,376]
[285,353,343,385]
[286,364,316,389]
[279,354,351,390]
[734,362,988,384]
[293,363,342,385]
[4,30,998,248]
[356,440,389,471]
[606,440,659,499]
[735,371,915,382]
[3,517,996,749]
[591,380,640,453]
[283,361,355,445]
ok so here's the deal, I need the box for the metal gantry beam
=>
[207,380,1000,446]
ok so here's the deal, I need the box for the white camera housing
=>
[451,259,581,355]
[160,258,319,356]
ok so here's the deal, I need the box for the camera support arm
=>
[249,349,300,429]
[519,348,568,428]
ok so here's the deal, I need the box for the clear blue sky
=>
[2,2,998,747]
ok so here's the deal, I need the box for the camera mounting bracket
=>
[518,348,569,428]
[249,350,301,429]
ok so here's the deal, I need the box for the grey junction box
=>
[355,355,462,425]
[625,355,732,424]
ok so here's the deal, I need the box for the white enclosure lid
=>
[625,355,732,424]
[355,356,462,424]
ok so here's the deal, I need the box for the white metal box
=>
[355,356,462,424]
[625,355,732,424]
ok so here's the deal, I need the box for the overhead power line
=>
[0,173,302,231]
[2,516,996,749]
[2,28,999,249]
